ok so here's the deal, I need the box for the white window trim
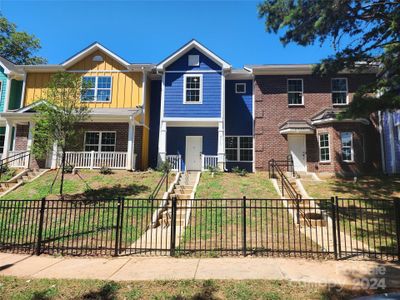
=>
[0,133,4,154]
[331,78,349,105]
[341,132,354,162]
[287,78,304,106]
[225,135,253,162]
[81,76,113,103]
[318,132,331,163]
[84,131,117,152]
[183,74,203,104]
[188,55,200,67]
[235,83,246,94]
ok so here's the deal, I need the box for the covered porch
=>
[0,106,143,171]
[159,120,224,171]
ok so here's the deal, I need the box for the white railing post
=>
[178,154,182,171]
[90,151,95,170]
[201,154,205,171]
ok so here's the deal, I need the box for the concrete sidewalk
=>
[0,253,399,288]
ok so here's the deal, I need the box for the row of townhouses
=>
[0,40,397,175]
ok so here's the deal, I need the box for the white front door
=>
[288,135,307,172]
[185,136,203,171]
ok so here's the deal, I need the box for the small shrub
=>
[207,165,220,174]
[232,166,248,177]
[0,165,16,181]
[100,166,112,175]
[63,164,74,173]
[0,164,9,174]
[157,160,171,173]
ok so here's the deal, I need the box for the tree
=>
[258,0,400,117]
[32,72,91,196]
[0,16,46,64]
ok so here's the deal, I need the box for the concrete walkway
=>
[0,253,400,288]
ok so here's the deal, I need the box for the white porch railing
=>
[64,151,131,169]
[166,154,181,171]
[8,151,30,168]
[201,154,219,171]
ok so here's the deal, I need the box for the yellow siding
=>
[23,50,143,109]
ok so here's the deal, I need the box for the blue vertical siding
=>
[225,80,253,135]
[0,67,8,112]
[148,80,162,168]
[166,127,218,170]
[164,49,222,118]
[382,111,400,174]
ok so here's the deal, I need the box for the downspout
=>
[19,73,27,109]
[4,76,11,112]
[378,111,386,174]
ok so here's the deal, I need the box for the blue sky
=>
[1,0,336,67]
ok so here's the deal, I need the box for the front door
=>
[185,136,202,171]
[288,135,307,172]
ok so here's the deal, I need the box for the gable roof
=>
[157,39,231,71]
[0,56,23,75]
[61,42,131,68]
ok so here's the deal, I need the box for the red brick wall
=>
[254,73,380,174]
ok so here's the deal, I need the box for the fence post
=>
[296,195,301,225]
[394,200,400,261]
[335,196,342,258]
[118,197,125,254]
[242,196,247,256]
[114,197,122,256]
[330,197,338,260]
[36,197,46,256]
[170,196,177,257]
[90,151,95,169]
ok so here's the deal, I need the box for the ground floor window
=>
[341,132,353,162]
[225,136,253,162]
[84,131,116,152]
[319,133,330,162]
[0,134,4,153]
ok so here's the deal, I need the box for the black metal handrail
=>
[0,151,31,181]
[268,158,301,200]
[149,169,170,200]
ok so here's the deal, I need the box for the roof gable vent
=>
[92,55,104,62]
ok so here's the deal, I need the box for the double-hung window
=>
[235,83,246,94]
[225,136,253,162]
[84,131,116,152]
[184,74,202,103]
[81,76,112,102]
[332,78,348,105]
[287,79,303,105]
[341,132,353,162]
[0,133,5,154]
[319,133,330,162]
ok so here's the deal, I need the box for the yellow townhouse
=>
[0,43,153,170]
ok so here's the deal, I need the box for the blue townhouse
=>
[149,40,254,172]
[380,110,400,174]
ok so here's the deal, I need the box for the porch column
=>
[126,118,136,171]
[2,120,13,160]
[25,121,35,168]
[158,121,167,164]
[50,142,58,169]
[217,121,225,171]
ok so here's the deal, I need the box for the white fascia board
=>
[156,40,231,71]
[279,128,315,135]
[311,118,370,126]
[62,43,130,68]
[162,117,222,122]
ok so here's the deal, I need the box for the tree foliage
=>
[0,16,46,64]
[32,72,91,195]
[258,0,400,117]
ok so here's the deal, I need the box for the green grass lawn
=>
[2,169,173,200]
[196,172,279,199]
[301,176,400,257]
[0,276,391,300]
[178,172,318,257]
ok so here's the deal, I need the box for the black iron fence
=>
[0,197,398,260]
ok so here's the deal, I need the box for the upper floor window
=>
[84,131,116,152]
[235,83,246,94]
[287,79,303,105]
[183,74,202,104]
[225,136,253,162]
[81,76,112,102]
[188,55,200,66]
[332,78,348,105]
[341,132,353,162]
[319,133,330,162]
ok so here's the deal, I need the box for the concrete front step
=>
[175,185,194,190]
[169,194,191,200]
[174,188,193,194]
